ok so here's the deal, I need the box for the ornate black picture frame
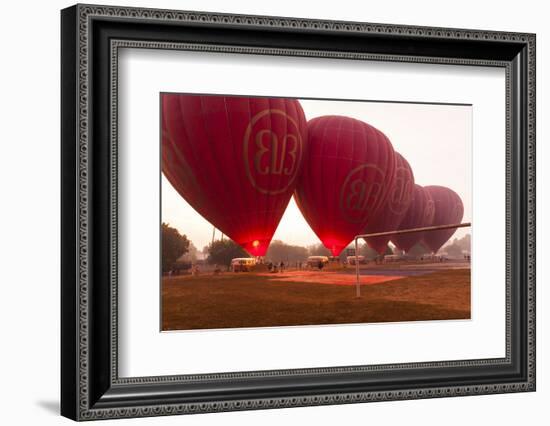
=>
[61,3,535,421]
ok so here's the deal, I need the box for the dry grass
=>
[161,269,470,331]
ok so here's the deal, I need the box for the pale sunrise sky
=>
[161,99,472,251]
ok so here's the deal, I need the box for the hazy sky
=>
[161,99,472,251]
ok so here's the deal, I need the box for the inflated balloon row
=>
[162,94,464,257]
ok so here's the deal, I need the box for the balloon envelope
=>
[294,115,396,256]
[391,184,435,253]
[422,185,464,253]
[162,94,308,256]
[364,152,414,254]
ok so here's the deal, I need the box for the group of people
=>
[267,261,286,273]
[167,259,326,277]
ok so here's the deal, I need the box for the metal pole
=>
[353,222,471,299]
[355,222,471,240]
[355,237,360,298]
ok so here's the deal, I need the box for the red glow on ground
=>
[257,270,403,286]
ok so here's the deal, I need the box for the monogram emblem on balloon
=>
[243,109,303,195]
[363,153,415,254]
[424,197,436,223]
[387,166,414,216]
[340,164,385,224]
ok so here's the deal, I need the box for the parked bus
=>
[346,255,366,265]
[306,256,329,269]
[231,257,256,272]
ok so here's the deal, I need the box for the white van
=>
[231,257,256,272]
[306,256,329,269]
[346,255,366,265]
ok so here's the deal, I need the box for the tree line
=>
[162,222,471,272]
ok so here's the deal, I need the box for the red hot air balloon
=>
[162,94,308,256]
[391,184,435,253]
[422,185,464,253]
[364,152,414,254]
[294,115,396,256]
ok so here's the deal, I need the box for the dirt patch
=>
[257,270,403,285]
[161,268,471,331]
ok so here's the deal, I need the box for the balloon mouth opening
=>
[242,239,269,257]
[364,237,389,255]
[322,240,346,257]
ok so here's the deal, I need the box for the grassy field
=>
[161,269,470,331]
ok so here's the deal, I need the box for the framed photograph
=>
[61,4,536,421]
